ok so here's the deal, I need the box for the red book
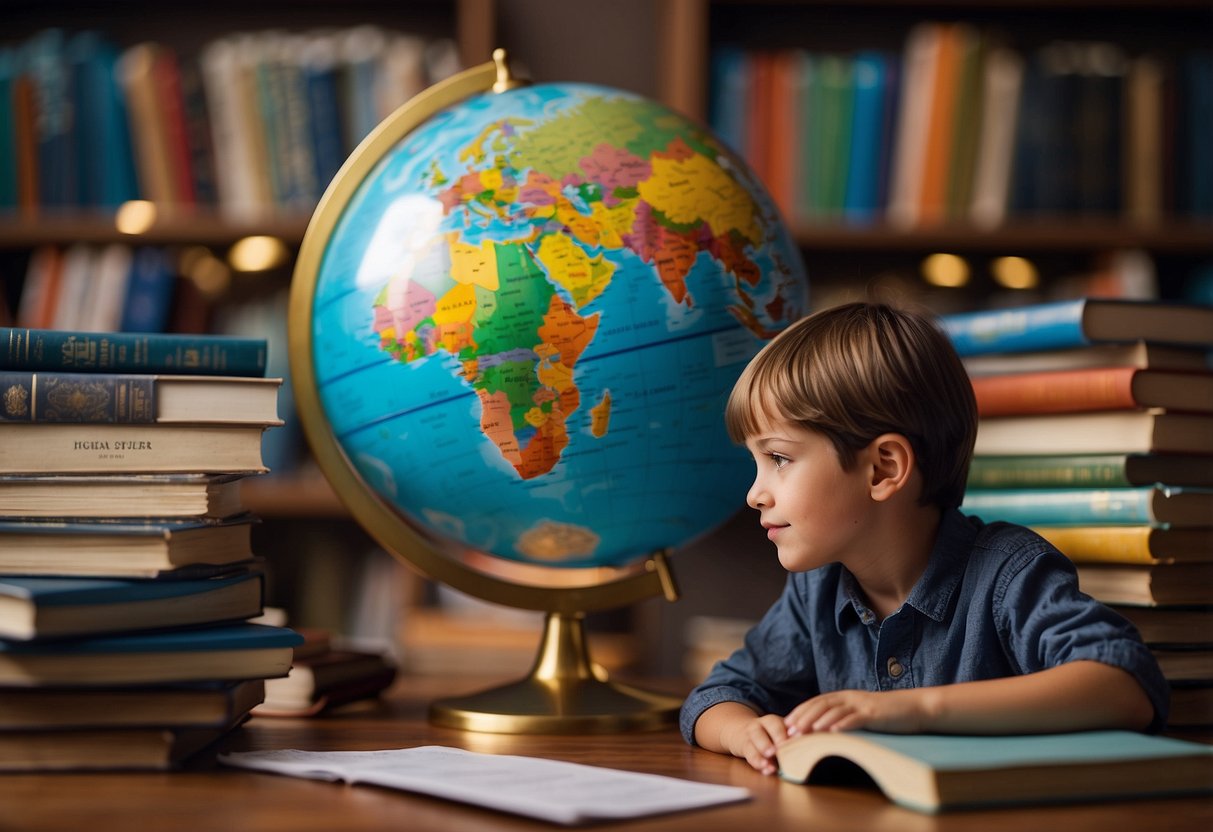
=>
[971,367,1213,417]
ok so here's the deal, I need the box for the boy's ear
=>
[867,433,915,502]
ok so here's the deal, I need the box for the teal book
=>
[843,50,891,223]
[939,299,1213,357]
[961,485,1213,527]
[776,730,1213,813]
[0,572,264,640]
[0,327,268,377]
[0,622,303,686]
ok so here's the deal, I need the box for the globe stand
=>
[429,610,682,734]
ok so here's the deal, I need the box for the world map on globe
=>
[309,82,808,568]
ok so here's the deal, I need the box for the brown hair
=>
[726,302,977,508]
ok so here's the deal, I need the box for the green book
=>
[776,730,1213,813]
[967,453,1213,490]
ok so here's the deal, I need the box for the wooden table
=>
[3,675,1211,832]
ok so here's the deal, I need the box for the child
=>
[680,302,1168,775]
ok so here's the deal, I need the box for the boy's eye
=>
[768,453,791,470]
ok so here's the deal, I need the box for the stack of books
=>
[251,624,397,718]
[0,326,302,770]
[941,298,1213,730]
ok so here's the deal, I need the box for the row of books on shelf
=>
[711,23,1213,228]
[0,329,394,771]
[1,25,460,218]
[939,296,1213,729]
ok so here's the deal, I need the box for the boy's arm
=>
[782,660,1155,736]
[695,701,790,775]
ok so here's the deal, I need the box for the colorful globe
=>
[306,81,807,569]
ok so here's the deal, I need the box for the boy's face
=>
[743,413,875,573]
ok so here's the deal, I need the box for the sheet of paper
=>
[219,745,750,824]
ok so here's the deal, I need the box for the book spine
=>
[1034,525,1158,564]
[967,454,1135,489]
[0,372,156,423]
[962,487,1155,526]
[0,329,267,377]
[970,366,1139,416]
[939,299,1088,356]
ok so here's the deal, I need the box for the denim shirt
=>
[680,509,1170,743]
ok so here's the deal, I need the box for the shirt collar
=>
[833,508,976,632]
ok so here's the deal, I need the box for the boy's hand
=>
[719,713,790,775]
[783,689,930,736]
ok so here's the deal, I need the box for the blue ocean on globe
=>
[309,82,807,568]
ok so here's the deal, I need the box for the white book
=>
[969,46,1025,228]
[886,23,942,228]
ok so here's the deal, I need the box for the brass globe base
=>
[428,611,682,734]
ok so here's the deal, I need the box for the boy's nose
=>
[746,479,768,509]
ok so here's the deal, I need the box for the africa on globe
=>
[305,77,808,570]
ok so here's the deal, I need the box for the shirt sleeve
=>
[679,574,821,745]
[994,544,1171,732]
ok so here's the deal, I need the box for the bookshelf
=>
[655,0,1213,305]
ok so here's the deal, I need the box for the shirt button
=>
[887,657,904,678]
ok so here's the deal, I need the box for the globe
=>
[289,53,808,732]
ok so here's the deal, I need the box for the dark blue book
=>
[0,571,264,640]
[939,299,1213,357]
[0,327,267,376]
[708,47,749,156]
[120,247,176,333]
[0,370,282,424]
[0,516,257,578]
[0,622,303,686]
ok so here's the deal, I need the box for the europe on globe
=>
[307,79,808,570]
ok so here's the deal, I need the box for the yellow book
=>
[1033,525,1213,564]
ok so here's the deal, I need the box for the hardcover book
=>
[0,327,268,377]
[0,622,302,686]
[0,422,270,475]
[961,485,1213,528]
[961,341,1210,377]
[970,368,1213,417]
[1075,563,1213,606]
[0,372,283,425]
[1033,525,1213,565]
[0,679,264,730]
[774,730,1213,813]
[0,718,247,772]
[0,473,246,519]
[254,648,397,717]
[967,453,1213,490]
[973,411,1213,456]
[0,517,255,577]
[0,571,263,640]
[940,299,1213,357]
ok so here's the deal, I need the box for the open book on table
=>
[219,745,750,825]
[775,729,1213,813]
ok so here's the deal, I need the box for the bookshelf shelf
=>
[0,214,313,248]
[1,215,1208,254]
